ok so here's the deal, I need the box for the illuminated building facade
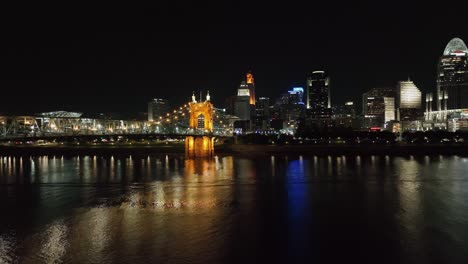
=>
[306,71,331,119]
[384,97,396,123]
[426,93,434,113]
[362,87,395,128]
[425,38,468,131]
[233,71,256,130]
[235,82,251,121]
[396,80,422,123]
[437,38,468,112]
[288,87,305,104]
[147,98,170,122]
[246,71,256,105]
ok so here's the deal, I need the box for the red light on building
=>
[370,127,381,132]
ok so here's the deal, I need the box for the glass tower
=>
[306,71,331,119]
[437,38,468,111]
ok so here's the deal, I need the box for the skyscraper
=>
[246,71,256,105]
[425,37,468,131]
[437,38,468,112]
[362,87,395,128]
[255,97,270,118]
[148,98,170,122]
[254,97,270,130]
[235,82,251,121]
[396,80,422,121]
[306,71,331,119]
[232,71,257,128]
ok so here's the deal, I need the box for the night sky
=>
[2,3,468,115]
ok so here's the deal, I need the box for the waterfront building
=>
[425,37,468,131]
[437,38,468,111]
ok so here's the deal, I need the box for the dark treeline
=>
[402,130,468,143]
[237,130,468,145]
[238,131,397,145]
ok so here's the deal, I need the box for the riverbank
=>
[1,143,468,156]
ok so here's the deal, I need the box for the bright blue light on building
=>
[288,87,304,94]
[292,87,304,93]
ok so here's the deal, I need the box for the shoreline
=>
[1,143,468,156]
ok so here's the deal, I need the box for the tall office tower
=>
[254,97,270,130]
[396,80,422,121]
[255,97,270,118]
[235,82,251,120]
[306,71,331,118]
[333,101,357,128]
[344,101,356,118]
[362,87,395,128]
[246,71,256,105]
[333,101,356,119]
[437,38,468,112]
[148,98,170,122]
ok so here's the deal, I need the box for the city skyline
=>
[2,5,468,264]
[2,3,467,114]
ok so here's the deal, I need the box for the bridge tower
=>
[185,91,215,157]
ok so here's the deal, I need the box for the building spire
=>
[192,91,197,103]
[206,90,211,101]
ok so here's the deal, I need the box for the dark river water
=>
[0,154,468,263]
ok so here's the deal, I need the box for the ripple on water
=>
[0,231,17,264]
[35,220,69,264]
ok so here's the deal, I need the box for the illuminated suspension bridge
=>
[0,102,233,140]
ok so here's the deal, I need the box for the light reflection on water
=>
[0,154,467,263]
